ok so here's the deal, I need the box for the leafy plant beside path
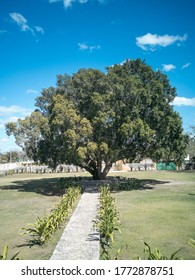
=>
[21,185,82,246]
[135,242,182,260]
[94,185,121,259]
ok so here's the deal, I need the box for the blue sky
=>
[0,0,194,152]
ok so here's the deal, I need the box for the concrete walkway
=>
[50,186,100,260]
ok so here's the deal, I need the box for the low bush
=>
[57,177,85,193]
[110,178,143,191]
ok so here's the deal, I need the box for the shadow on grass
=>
[0,176,171,196]
[141,179,170,186]
[15,239,43,249]
[0,177,64,196]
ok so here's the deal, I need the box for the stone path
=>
[50,185,100,260]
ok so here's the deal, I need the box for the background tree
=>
[6,59,188,179]
[0,150,28,163]
[186,126,195,159]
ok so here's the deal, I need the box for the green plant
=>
[110,178,143,191]
[22,217,52,245]
[58,177,85,193]
[94,185,121,259]
[135,242,182,260]
[21,186,82,245]
[8,169,14,175]
[188,239,195,248]
[0,245,20,260]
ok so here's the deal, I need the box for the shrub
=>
[57,177,85,193]
[110,178,143,191]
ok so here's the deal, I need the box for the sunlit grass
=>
[0,173,83,260]
[0,170,194,259]
[108,171,195,259]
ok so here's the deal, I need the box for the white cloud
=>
[0,105,33,116]
[136,33,187,51]
[26,89,39,94]
[0,106,30,152]
[0,137,9,143]
[78,42,100,52]
[0,136,21,152]
[162,64,176,72]
[9,12,44,36]
[181,63,191,70]
[78,42,88,50]
[9,12,30,32]
[49,0,107,8]
[63,0,74,8]
[63,0,89,8]
[35,26,44,34]
[0,116,19,123]
[0,116,20,129]
[172,97,195,106]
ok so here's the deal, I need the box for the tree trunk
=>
[79,161,112,180]
[91,163,112,180]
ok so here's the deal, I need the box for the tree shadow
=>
[0,176,171,196]
[81,178,171,193]
[0,177,64,196]
[141,179,170,186]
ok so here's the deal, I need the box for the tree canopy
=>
[6,59,188,179]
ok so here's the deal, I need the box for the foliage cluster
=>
[94,185,121,259]
[0,150,28,164]
[21,186,81,245]
[57,177,85,193]
[6,59,188,180]
[110,177,143,191]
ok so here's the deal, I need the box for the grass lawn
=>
[0,172,84,260]
[0,170,194,260]
[108,170,195,260]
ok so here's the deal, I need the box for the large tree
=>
[6,59,188,179]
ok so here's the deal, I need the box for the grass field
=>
[0,172,83,260]
[108,171,195,260]
[0,170,194,260]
